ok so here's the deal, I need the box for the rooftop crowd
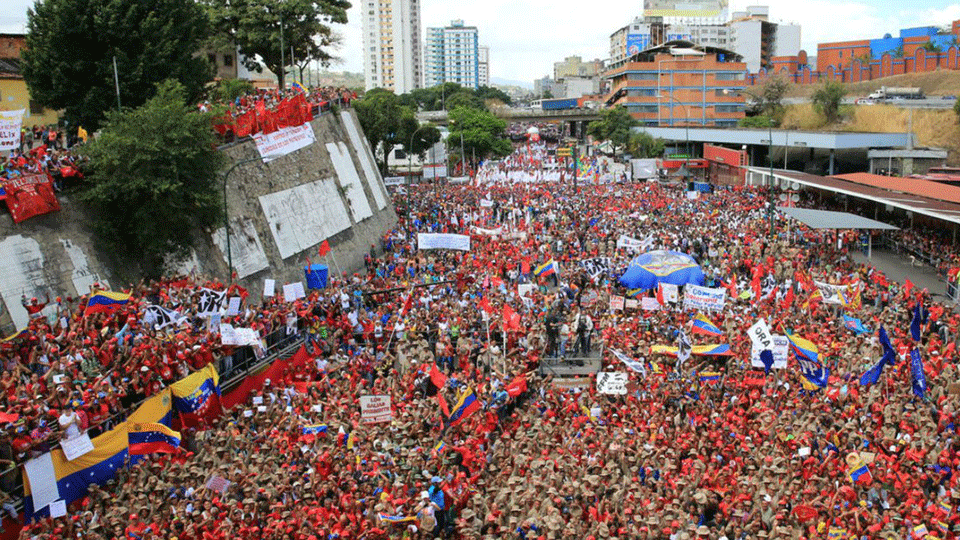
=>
[4,141,960,540]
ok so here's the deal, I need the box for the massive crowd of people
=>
[3,139,960,540]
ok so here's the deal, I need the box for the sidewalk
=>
[851,248,957,306]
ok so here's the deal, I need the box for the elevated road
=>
[417,108,602,126]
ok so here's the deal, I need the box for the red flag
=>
[429,362,448,389]
[903,279,915,297]
[782,286,795,310]
[478,296,493,314]
[235,110,256,138]
[318,240,331,256]
[505,375,527,397]
[656,284,665,306]
[4,174,61,223]
[435,392,450,418]
[502,304,521,331]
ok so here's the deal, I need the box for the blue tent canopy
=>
[619,250,705,290]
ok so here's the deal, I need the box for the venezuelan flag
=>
[827,527,846,540]
[128,423,181,455]
[939,500,952,515]
[171,364,221,428]
[84,291,131,315]
[1,329,28,342]
[447,387,482,427]
[649,344,733,357]
[434,441,446,452]
[291,81,306,93]
[534,260,557,278]
[691,313,723,337]
[913,524,929,537]
[303,424,328,435]
[378,513,416,524]
[848,460,871,484]
[937,521,949,534]
[786,333,819,364]
[699,371,721,383]
[23,390,171,518]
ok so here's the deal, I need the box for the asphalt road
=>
[783,97,956,109]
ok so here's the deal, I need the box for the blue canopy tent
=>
[619,250,705,290]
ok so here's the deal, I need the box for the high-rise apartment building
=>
[478,46,490,87]
[424,20,481,88]
[361,0,422,93]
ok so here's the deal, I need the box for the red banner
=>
[4,174,60,223]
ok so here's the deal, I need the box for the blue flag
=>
[843,315,869,335]
[910,304,922,342]
[860,326,897,387]
[910,348,927,399]
[759,349,774,374]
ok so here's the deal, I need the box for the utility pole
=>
[279,17,285,88]
[112,56,121,111]
[573,143,579,193]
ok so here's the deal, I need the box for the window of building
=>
[207,53,217,65]
[628,72,658,81]
[715,105,744,113]
[29,100,43,115]
[715,72,744,81]
[839,51,843,58]
[223,54,233,67]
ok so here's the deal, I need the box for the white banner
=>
[417,233,471,251]
[360,394,392,424]
[0,110,24,152]
[580,257,611,281]
[625,298,639,310]
[616,234,644,252]
[472,226,503,236]
[518,284,535,297]
[641,297,661,311]
[682,285,727,311]
[814,281,852,305]
[660,283,679,303]
[24,453,59,512]
[610,295,625,311]
[596,372,629,395]
[422,164,447,180]
[611,349,646,376]
[384,176,405,186]
[253,123,316,162]
[448,176,471,184]
[61,433,94,461]
[479,199,495,207]
[747,319,775,350]
[750,335,789,369]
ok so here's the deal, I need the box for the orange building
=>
[816,40,872,72]
[604,40,748,127]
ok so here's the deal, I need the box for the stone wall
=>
[0,109,396,334]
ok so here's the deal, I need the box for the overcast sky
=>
[4,0,960,85]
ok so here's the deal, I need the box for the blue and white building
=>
[424,20,481,89]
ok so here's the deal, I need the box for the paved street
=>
[852,248,957,305]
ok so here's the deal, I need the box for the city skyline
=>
[3,0,960,86]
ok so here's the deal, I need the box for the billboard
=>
[626,34,649,56]
[643,0,727,17]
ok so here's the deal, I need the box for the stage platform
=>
[539,346,603,377]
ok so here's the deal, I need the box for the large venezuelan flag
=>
[691,313,723,337]
[84,291,131,316]
[171,364,221,428]
[23,389,172,519]
[649,344,733,357]
[128,423,181,455]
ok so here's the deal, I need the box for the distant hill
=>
[492,77,533,90]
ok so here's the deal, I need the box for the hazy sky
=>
[4,0,960,85]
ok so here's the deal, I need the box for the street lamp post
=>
[724,88,775,237]
[222,155,276,279]
[408,125,428,182]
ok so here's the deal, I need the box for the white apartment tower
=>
[478,46,490,87]
[424,20,481,88]
[362,0,423,93]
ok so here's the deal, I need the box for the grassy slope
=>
[752,69,960,99]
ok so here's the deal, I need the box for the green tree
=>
[627,132,665,158]
[79,81,225,277]
[22,0,213,131]
[445,90,486,111]
[541,89,554,99]
[587,106,637,157]
[954,97,960,122]
[738,115,775,128]
[475,86,512,106]
[922,41,941,53]
[396,108,441,157]
[760,77,789,123]
[447,106,511,163]
[812,80,847,124]
[212,79,255,103]
[408,83,463,111]
[204,0,350,88]
[354,88,402,174]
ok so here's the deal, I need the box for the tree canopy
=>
[203,0,350,88]
[812,80,847,124]
[403,83,511,111]
[354,89,402,173]
[627,132,666,159]
[79,80,225,277]
[587,106,637,157]
[22,0,212,130]
[447,106,512,162]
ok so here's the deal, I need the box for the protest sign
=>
[48,500,67,518]
[417,233,471,251]
[263,279,275,297]
[814,281,852,305]
[747,319,775,350]
[580,257,611,281]
[596,372,629,395]
[205,475,232,494]
[283,282,305,302]
[360,395,392,424]
[616,235,644,252]
[641,297,661,311]
[61,433,94,461]
[750,335,789,369]
[609,295,625,311]
[682,285,726,311]
[226,296,242,316]
[253,123,316,162]
[660,283,679,303]
[0,110,24,152]
[625,298,639,310]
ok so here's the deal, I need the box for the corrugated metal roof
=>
[777,207,899,230]
[832,172,960,205]
[746,168,960,225]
